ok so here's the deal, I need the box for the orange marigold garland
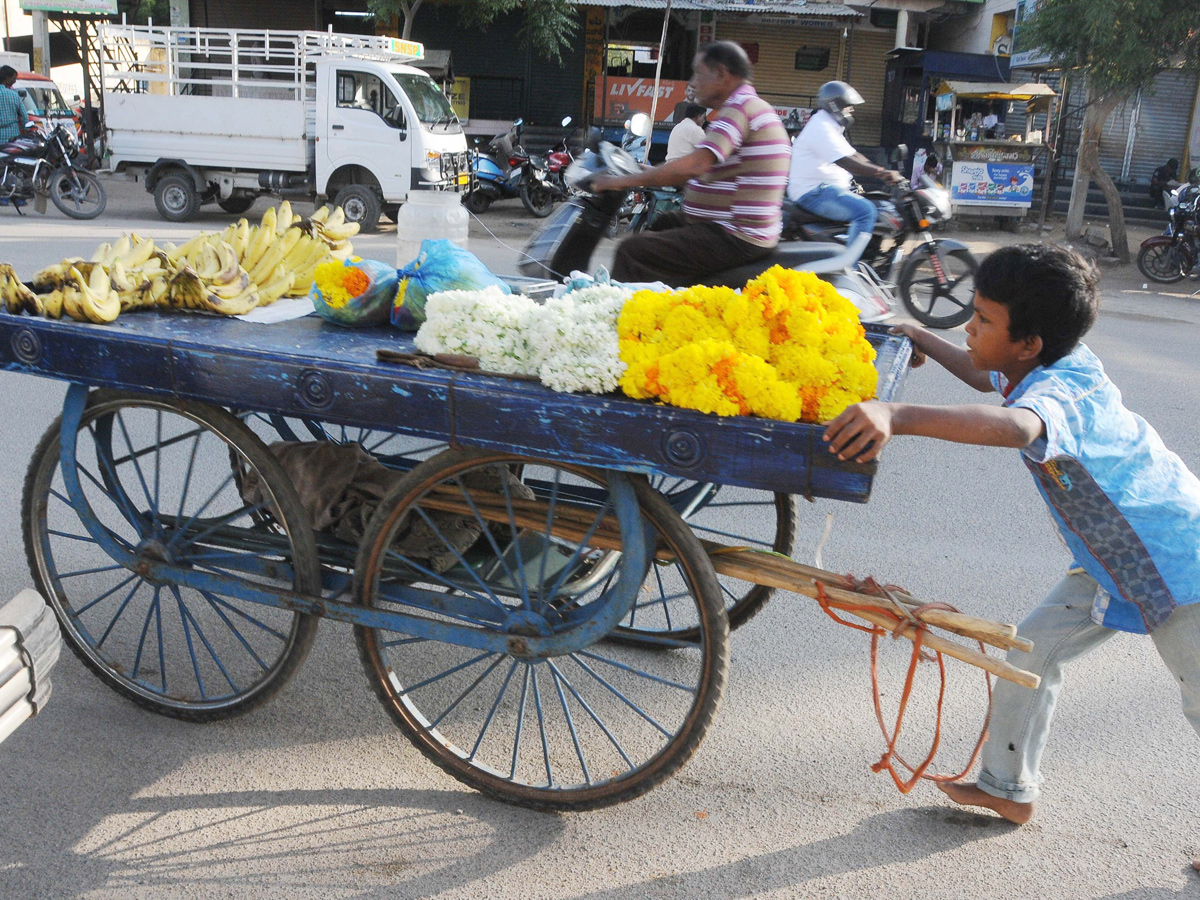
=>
[617,266,878,422]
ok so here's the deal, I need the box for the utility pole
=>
[32,9,51,75]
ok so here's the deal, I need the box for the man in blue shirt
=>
[0,66,28,143]
[824,244,1200,835]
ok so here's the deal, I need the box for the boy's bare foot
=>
[937,781,1035,824]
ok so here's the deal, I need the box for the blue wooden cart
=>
[0,310,910,811]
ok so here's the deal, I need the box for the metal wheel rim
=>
[353,451,727,809]
[907,250,976,322]
[26,395,318,715]
[52,171,103,215]
[161,183,189,215]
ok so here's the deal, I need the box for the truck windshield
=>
[393,73,460,131]
[17,85,70,115]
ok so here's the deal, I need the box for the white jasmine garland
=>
[414,284,630,393]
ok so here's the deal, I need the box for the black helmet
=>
[816,81,865,129]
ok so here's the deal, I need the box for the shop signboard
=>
[950,160,1036,208]
[594,76,691,123]
[448,76,470,120]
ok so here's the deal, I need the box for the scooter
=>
[519,134,893,323]
[463,118,532,215]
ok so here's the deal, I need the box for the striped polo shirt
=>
[682,83,790,248]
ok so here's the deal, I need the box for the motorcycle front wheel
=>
[898,243,977,329]
[48,167,107,219]
[520,181,556,218]
[1136,242,1188,284]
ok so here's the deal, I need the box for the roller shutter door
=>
[844,27,889,147]
[718,20,845,113]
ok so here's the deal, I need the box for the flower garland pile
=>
[414,284,629,393]
[313,260,370,309]
[618,267,877,422]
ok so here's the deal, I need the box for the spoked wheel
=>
[898,244,978,329]
[612,479,797,643]
[48,166,107,219]
[23,390,321,720]
[1136,242,1188,284]
[353,449,729,811]
[239,412,448,473]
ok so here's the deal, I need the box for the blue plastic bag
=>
[391,239,511,331]
[310,257,399,327]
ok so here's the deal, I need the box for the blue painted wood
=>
[0,311,912,502]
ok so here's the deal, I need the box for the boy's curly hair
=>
[974,243,1099,365]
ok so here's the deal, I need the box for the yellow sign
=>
[449,76,471,120]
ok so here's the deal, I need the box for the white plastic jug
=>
[395,191,470,270]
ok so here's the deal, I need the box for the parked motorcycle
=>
[0,124,106,220]
[518,138,894,323]
[784,164,977,329]
[463,118,557,218]
[545,116,579,200]
[1137,180,1200,283]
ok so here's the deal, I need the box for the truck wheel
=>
[333,185,381,232]
[154,173,200,222]
[218,195,256,215]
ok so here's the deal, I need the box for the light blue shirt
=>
[993,343,1200,634]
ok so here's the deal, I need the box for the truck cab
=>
[316,59,470,227]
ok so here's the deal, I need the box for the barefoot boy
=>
[823,244,1200,830]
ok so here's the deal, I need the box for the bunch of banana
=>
[308,205,360,263]
[38,264,121,324]
[0,264,42,316]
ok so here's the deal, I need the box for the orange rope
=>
[815,577,993,794]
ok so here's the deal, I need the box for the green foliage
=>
[1022,0,1200,93]
[368,0,578,63]
[116,0,171,25]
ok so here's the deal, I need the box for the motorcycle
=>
[0,124,106,220]
[463,118,557,219]
[518,137,894,323]
[545,116,579,201]
[783,162,977,329]
[1137,180,1200,283]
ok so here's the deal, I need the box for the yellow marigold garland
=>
[616,267,877,422]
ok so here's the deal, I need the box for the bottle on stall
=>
[395,191,470,270]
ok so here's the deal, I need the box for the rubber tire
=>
[218,195,256,215]
[1137,242,1187,284]
[23,390,322,722]
[47,167,106,220]
[333,184,382,232]
[520,181,556,218]
[462,190,491,215]
[898,244,978,329]
[352,449,729,812]
[154,172,200,222]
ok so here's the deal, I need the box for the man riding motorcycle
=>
[589,41,791,287]
[786,81,903,267]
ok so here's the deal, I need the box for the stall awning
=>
[935,80,1057,101]
[576,0,860,15]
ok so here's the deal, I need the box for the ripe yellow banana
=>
[230,218,250,259]
[109,260,139,294]
[255,265,295,305]
[205,285,260,316]
[260,205,278,237]
[108,235,132,267]
[249,227,303,284]
[320,221,360,242]
[0,264,41,315]
[33,261,78,292]
[168,269,206,310]
[118,237,157,270]
[309,206,331,224]
[62,286,88,322]
[90,242,112,264]
[207,269,252,299]
[212,240,242,285]
[73,265,120,324]
[328,241,354,262]
[281,234,318,270]
[241,224,274,272]
[41,289,64,319]
[325,206,345,227]
[275,201,292,235]
[193,243,222,281]
[166,234,207,265]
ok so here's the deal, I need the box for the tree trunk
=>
[400,0,423,38]
[1083,94,1130,263]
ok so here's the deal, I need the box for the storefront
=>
[931,80,1056,217]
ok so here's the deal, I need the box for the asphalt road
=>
[0,180,1198,900]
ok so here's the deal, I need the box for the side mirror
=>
[629,112,652,138]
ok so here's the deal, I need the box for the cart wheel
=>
[238,412,448,474]
[612,479,797,642]
[23,390,321,721]
[353,449,728,811]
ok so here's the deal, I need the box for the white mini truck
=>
[100,24,470,230]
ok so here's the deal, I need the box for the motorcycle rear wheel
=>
[1136,242,1188,284]
[48,167,106,220]
[520,181,555,218]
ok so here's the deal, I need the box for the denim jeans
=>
[977,572,1200,803]
[794,183,878,246]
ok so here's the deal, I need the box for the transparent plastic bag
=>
[310,258,400,327]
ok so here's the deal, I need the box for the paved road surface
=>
[0,180,1197,899]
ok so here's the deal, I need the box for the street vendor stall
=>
[932,81,1057,218]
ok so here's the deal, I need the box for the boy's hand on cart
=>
[823,401,893,463]
[889,324,927,368]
